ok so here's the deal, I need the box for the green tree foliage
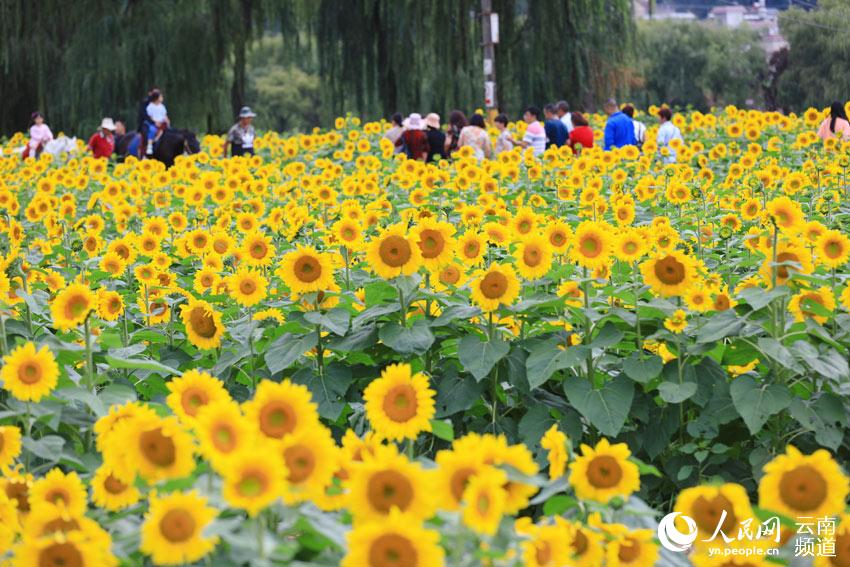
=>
[775,0,850,110]
[634,20,768,110]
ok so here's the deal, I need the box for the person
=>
[656,107,683,164]
[556,100,573,133]
[602,98,635,151]
[515,106,546,156]
[444,110,468,156]
[494,113,515,154]
[383,113,404,152]
[113,119,141,159]
[144,89,169,155]
[87,118,116,159]
[817,101,850,141]
[568,112,594,155]
[24,112,53,159]
[458,113,493,160]
[424,113,447,163]
[136,86,158,132]
[543,103,568,148]
[223,106,257,157]
[395,113,430,161]
[622,105,646,149]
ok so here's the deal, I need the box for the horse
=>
[150,128,200,168]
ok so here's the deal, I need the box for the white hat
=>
[425,113,441,129]
[238,106,257,118]
[404,113,425,130]
[100,117,116,131]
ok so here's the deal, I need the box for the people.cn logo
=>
[657,512,699,552]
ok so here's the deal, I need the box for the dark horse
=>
[152,128,200,168]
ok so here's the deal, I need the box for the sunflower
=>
[363,363,435,442]
[346,444,436,522]
[332,218,365,252]
[0,491,19,553]
[813,514,850,567]
[540,424,568,480]
[342,508,444,567]
[544,220,572,253]
[664,309,688,333]
[759,445,849,520]
[140,491,218,565]
[280,425,339,504]
[165,370,230,425]
[96,289,124,322]
[434,262,467,291]
[614,229,648,263]
[564,519,606,566]
[99,251,127,277]
[434,446,487,511]
[29,469,87,516]
[518,520,573,567]
[193,401,256,472]
[816,229,850,269]
[192,268,221,295]
[277,245,336,295]
[462,466,508,536]
[1,342,59,402]
[470,263,521,312]
[365,224,423,279]
[640,250,697,297]
[12,529,116,567]
[477,434,539,514]
[240,230,276,267]
[50,283,96,330]
[788,286,835,324]
[90,464,140,511]
[569,220,612,270]
[221,448,287,516]
[110,414,196,483]
[180,299,225,350]
[760,239,813,286]
[674,483,755,543]
[766,195,804,232]
[514,233,553,280]
[606,528,660,567]
[569,438,640,504]
[242,379,320,442]
[458,231,487,266]
[0,426,22,469]
[412,218,456,271]
[225,268,268,307]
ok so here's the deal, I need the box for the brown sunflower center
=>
[212,424,236,452]
[65,294,91,319]
[692,494,737,534]
[828,531,850,567]
[103,474,128,495]
[18,362,43,385]
[464,241,481,257]
[379,235,413,268]
[367,470,414,513]
[523,245,542,268]
[250,242,267,259]
[239,279,257,296]
[579,235,602,258]
[159,508,196,543]
[382,384,418,423]
[586,455,623,489]
[440,267,461,285]
[189,307,218,339]
[480,271,508,300]
[259,401,296,438]
[39,542,84,567]
[6,481,30,512]
[181,388,209,417]
[824,240,843,259]
[369,533,418,567]
[654,256,686,285]
[450,468,475,503]
[550,232,567,247]
[417,229,445,259]
[139,427,177,467]
[779,465,827,512]
[293,255,322,283]
[43,517,80,534]
[284,444,316,484]
[237,470,269,497]
[536,542,553,565]
[618,537,641,563]
[572,529,588,555]
[45,488,71,506]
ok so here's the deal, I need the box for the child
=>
[494,113,515,154]
[145,89,169,155]
[25,112,53,159]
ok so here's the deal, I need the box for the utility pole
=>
[481,0,499,122]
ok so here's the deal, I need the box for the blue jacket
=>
[544,118,568,148]
[604,111,636,150]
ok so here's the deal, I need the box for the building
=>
[708,1,788,55]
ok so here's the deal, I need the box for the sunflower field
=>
[1,105,850,566]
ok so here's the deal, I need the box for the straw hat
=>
[100,117,116,131]
[425,113,441,129]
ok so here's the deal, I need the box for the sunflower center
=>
[45,488,70,506]
[239,279,257,295]
[367,470,414,513]
[450,468,475,503]
[212,424,236,452]
[523,245,542,267]
[618,537,641,563]
[6,481,30,512]
[480,271,508,299]
[159,508,196,543]
[382,384,419,423]
[775,252,799,280]
[43,517,80,534]
[550,232,566,247]
[139,428,177,467]
[103,474,128,494]
[714,295,731,311]
[824,240,842,259]
[18,362,43,385]
[251,243,267,258]
[464,241,481,257]
[692,494,737,534]
[476,492,490,514]
[418,229,445,259]
[572,529,588,555]
[440,267,460,285]
[181,388,209,417]
[237,471,268,497]
[623,241,638,254]
[369,534,418,567]
[65,294,90,319]
[779,465,827,512]
[536,542,553,565]
[259,402,296,438]
[579,235,602,258]
[654,255,686,285]
[828,532,850,567]
[39,542,84,567]
[189,307,218,338]
[378,235,413,268]
[284,444,316,484]
[293,256,322,283]
[586,455,624,489]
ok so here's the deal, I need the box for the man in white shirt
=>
[656,107,683,164]
[556,100,573,133]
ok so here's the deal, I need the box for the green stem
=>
[256,515,265,560]
[582,267,593,382]
[632,263,642,352]
[0,312,7,356]
[83,316,95,391]
[397,284,406,327]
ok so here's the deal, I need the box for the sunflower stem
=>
[315,300,324,379]
[0,312,7,356]
[397,284,406,327]
[256,515,265,559]
[632,263,642,352]
[581,268,594,383]
[83,316,95,391]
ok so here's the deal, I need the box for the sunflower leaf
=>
[563,375,634,437]
[458,334,510,381]
[730,375,791,435]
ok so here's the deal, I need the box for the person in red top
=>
[568,112,594,155]
[87,118,116,159]
[395,113,430,161]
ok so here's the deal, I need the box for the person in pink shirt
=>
[817,101,850,141]
[25,112,53,159]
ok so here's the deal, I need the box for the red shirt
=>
[87,132,115,159]
[396,130,430,161]
[569,126,595,154]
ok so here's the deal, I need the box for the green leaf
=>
[23,435,65,462]
[757,338,803,373]
[589,322,624,350]
[327,324,378,352]
[738,286,789,311]
[265,332,318,375]
[103,355,183,376]
[696,309,744,343]
[429,419,454,441]
[431,304,481,327]
[543,494,576,516]
[631,456,663,477]
[789,394,845,451]
[658,381,698,403]
[526,340,588,390]
[291,364,350,421]
[458,334,510,382]
[563,375,634,437]
[435,368,485,418]
[730,375,791,435]
[378,320,434,356]
[622,352,663,384]
[303,308,350,336]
